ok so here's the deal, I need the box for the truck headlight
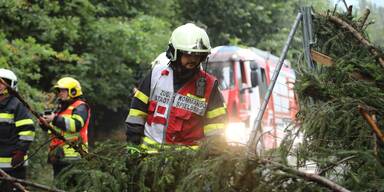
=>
[225,122,250,145]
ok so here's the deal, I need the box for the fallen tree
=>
[49,138,351,192]
[289,6,384,191]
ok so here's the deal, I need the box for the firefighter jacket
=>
[0,95,35,168]
[126,64,227,146]
[48,99,90,162]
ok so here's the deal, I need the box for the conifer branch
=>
[259,159,351,192]
[318,155,356,175]
[320,13,384,68]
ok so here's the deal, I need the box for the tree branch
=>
[0,176,65,192]
[357,9,370,30]
[359,106,384,143]
[318,155,356,175]
[320,13,384,68]
[259,159,351,192]
[342,0,349,11]
[0,169,28,192]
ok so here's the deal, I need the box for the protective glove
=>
[11,150,26,168]
[38,117,50,132]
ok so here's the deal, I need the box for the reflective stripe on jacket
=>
[144,65,216,146]
[0,96,35,168]
[49,100,90,160]
[140,136,199,154]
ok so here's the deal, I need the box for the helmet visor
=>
[179,50,209,56]
[0,79,12,87]
[53,87,67,94]
[179,50,209,62]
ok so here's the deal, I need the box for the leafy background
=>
[1,0,384,190]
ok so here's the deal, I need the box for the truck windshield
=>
[205,61,234,90]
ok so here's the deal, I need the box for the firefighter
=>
[125,23,227,150]
[0,69,35,191]
[39,77,91,177]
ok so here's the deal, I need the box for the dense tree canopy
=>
[0,0,173,135]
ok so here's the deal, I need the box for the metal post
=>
[247,12,303,154]
[302,6,315,69]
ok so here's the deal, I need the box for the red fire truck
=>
[206,46,298,149]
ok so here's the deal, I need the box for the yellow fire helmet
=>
[54,77,83,98]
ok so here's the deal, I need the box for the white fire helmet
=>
[168,23,211,61]
[0,68,18,90]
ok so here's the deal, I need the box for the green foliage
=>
[175,0,333,63]
[3,1,384,190]
[0,0,336,136]
[28,130,54,188]
[287,8,384,190]
[177,0,291,47]
[0,0,172,134]
[0,30,52,187]
[92,0,180,25]
[0,0,173,187]
[257,1,333,62]
[56,142,129,191]
[74,15,170,110]
[55,140,333,192]
[0,33,47,109]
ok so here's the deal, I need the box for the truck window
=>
[235,61,242,89]
[260,68,266,84]
[274,74,290,113]
[258,67,268,98]
[206,61,234,90]
[240,60,247,85]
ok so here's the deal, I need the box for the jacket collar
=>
[0,95,12,107]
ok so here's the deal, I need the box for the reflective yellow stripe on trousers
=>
[140,137,199,154]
